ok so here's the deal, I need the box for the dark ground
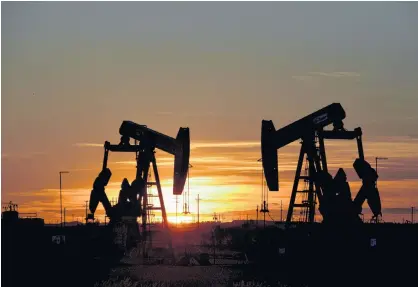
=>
[236,223,418,287]
[2,223,118,287]
[2,222,417,287]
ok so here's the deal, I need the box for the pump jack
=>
[89,121,190,256]
[261,103,382,224]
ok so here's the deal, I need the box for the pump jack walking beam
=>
[119,121,190,196]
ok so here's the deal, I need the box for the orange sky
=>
[3,136,418,224]
[2,2,418,224]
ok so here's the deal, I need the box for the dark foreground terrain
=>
[229,223,418,287]
[2,222,417,287]
[2,223,118,287]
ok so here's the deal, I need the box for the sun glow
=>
[167,215,194,224]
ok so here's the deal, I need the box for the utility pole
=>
[263,206,266,228]
[196,194,201,228]
[258,158,269,228]
[59,171,69,228]
[412,207,414,224]
[281,200,283,222]
[375,157,388,188]
[64,207,66,227]
[175,195,178,227]
[85,200,88,224]
[182,164,193,215]
[256,205,259,226]
[188,164,193,214]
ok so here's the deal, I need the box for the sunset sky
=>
[2,2,418,223]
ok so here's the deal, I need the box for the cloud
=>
[309,72,361,78]
[73,143,103,148]
[156,111,174,115]
[381,208,417,215]
[292,72,360,81]
[66,168,99,172]
[291,75,314,81]
[113,160,174,167]
[191,141,260,149]
[73,141,260,150]
[16,187,90,199]
[157,111,222,118]
[408,134,418,139]
[1,151,47,159]
[75,137,417,154]
[114,156,260,167]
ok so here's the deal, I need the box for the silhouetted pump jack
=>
[261,103,382,224]
[88,121,190,254]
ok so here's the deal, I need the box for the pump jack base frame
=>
[286,128,364,223]
[102,141,174,260]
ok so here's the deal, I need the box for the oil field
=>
[2,104,417,287]
[2,2,418,287]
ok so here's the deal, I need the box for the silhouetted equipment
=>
[196,194,201,228]
[260,201,269,228]
[257,158,269,228]
[84,200,89,224]
[59,171,70,228]
[183,163,193,215]
[261,103,382,224]
[213,212,218,222]
[353,158,382,220]
[88,121,190,256]
[86,213,95,224]
[256,205,259,226]
[2,201,44,227]
[119,121,190,195]
[2,201,19,223]
[175,195,179,226]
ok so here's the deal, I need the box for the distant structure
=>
[2,201,44,227]
[258,158,269,228]
[182,163,193,215]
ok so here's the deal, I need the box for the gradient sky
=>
[2,2,418,223]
